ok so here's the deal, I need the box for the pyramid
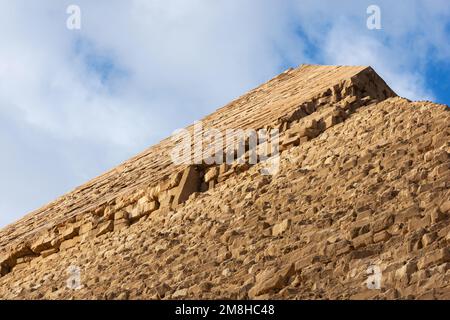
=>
[0,65,449,299]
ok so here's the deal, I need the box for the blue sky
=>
[0,0,449,227]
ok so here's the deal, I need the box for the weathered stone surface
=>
[40,248,58,258]
[248,264,294,298]
[204,167,218,183]
[79,222,94,235]
[0,65,448,300]
[127,197,158,221]
[172,166,201,206]
[440,200,450,214]
[418,248,450,270]
[59,238,78,251]
[96,221,113,237]
[272,219,291,237]
[30,233,56,254]
[395,261,417,283]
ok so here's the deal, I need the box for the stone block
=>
[31,232,56,254]
[40,248,59,258]
[422,232,437,247]
[11,244,34,260]
[59,237,80,251]
[172,166,201,206]
[114,210,128,221]
[0,252,15,270]
[372,215,394,233]
[352,232,373,249]
[439,200,450,214]
[60,225,79,240]
[248,264,294,298]
[168,171,183,189]
[79,222,94,235]
[204,167,218,183]
[303,101,316,114]
[272,219,291,237]
[373,230,391,243]
[16,255,36,265]
[408,216,430,232]
[148,185,161,201]
[281,135,300,148]
[114,219,130,231]
[128,198,158,221]
[296,126,321,139]
[418,248,450,270]
[430,208,447,224]
[324,115,342,129]
[395,261,417,282]
[96,221,113,237]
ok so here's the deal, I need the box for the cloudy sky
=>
[0,0,449,227]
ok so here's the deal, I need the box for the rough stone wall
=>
[0,65,449,299]
[0,66,391,253]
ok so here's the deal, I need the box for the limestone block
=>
[303,101,316,114]
[298,127,321,139]
[96,221,113,237]
[281,135,300,148]
[172,288,188,299]
[169,171,183,189]
[371,215,394,233]
[172,166,201,206]
[272,219,291,237]
[16,255,36,265]
[217,170,234,183]
[103,205,115,220]
[299,136,310,144]
[79,222,94,235]
[114,196,133,211]
[31,232,57,254]
[352,232,373,249]
[418,248,450,270]
[0,252,15,270]
[114,210,128,221]
[408,216,431,232]
[114,219,130,231]
[395,261,417,282]
[128,197,158,221]
[440,200,450,214]
[219,163,230,175]
[93,205,106,217]
[59,236,80,251]
[0,264,10,276]
[422,232,437,247]
[158,189,174,209]
[148,185,161,201]
[248,264,294,298]
[373,230,391,243]
[11,244,34,260]
[60,225,79,241]
[204,167,219,183]
[40,248,58,258]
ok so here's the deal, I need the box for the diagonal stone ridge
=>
[1,64,449,300]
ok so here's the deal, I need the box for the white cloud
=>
[321,19,435,101]
[290,0,450,101]
[0,0,449,227]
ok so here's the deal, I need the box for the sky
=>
[0,0,449,227]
